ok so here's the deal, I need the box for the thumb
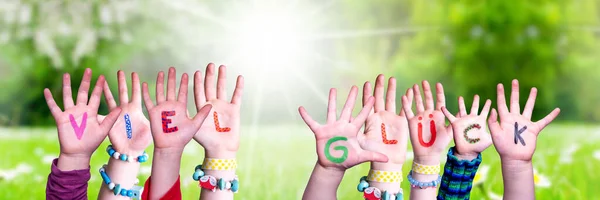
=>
[359,150,389,163]
[488,108,502,137]
[192,104,213,129]
[100,108,122,134]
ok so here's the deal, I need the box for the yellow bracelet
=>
[367,170,402,183]
[412,162,440,175]
[202,158,237,171]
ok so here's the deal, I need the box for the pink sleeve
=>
[46,158,90,200]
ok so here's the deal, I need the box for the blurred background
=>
[0,0,599,199]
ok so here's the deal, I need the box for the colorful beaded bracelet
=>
[99,165,143,199]
[357,176,403,200]
[192,165,240,193]
[406,170,442,189]
[106,145,149,163]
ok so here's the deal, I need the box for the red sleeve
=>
[141,176,182,200]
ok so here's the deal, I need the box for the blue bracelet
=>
[99,165,143,199]
[106,145,149,163]
[406,170,442,189]
[357,176,403,200]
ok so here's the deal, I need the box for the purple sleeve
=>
[46,158,90,200]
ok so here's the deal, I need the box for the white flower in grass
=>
[488,191,503,200]
[406,151,414,161]
[139,166,152,175]
[42,155,55,164]
[534,169,551,188]
[0,163,33,181]
[593,150,600,161]
[559,144,579,164]
[472,165,490,186]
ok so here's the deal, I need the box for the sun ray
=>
[306,26,438,40]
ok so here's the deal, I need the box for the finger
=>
[192,104,213,129]
[100,108,122,133]
[401,89,415,118]
[166,67,177,101]
[496,83,509,117]
[177,73,189,103]
[217,65,227,100]
[435,83,446,110]
[352,96,374,127]
[362,81,372,107]
[510,79,520,114]
[441,106,457,122]
[231,75,244,105]
[458,96,467,116]
[488,108,502,136]
[470,95,480,115]
[535,108,561,133]
[88,75,105,111]
[44,89,63,117]
[374,74,385,112]
[413,84,424,113]
[340,86,359,122]
[193,71,206,109]
[103,81,117,110]
[522,87,538,119]
[131,72,142,105]
[156,71,165,103]
[142,82,154,110]
[385,77,397,112]
[422,80,434,111]
[480,99,492,117]
[327,88,337,123]
[62,73,74,109]
[117,70,129,105]
[204,63,217,100]
[299,106,319,132]
[76,68,92,105]
[358,150,389,163]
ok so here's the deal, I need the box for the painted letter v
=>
[70,112,87,140]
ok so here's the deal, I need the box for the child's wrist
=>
[57,153,91,171]
[453,150,479,161]
[414,155,440,165]
[370,162,403,171]
[204,150,237,159]
[501,159,533,172]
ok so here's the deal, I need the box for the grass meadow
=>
[0,124,599,199]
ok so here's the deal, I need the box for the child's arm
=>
[97,71,152,200]
[44,69,121,200]
[359,75,409,199]
[438,95,492,199]
[299,86,388,200]
[191,64,244,200]
[141,67,213,199]
[488,80,560,200]
[401,81,453,200]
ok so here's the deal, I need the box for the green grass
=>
[0,124,598,199]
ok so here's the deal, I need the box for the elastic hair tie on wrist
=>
[407,170,442,189]
[193,164,240,193]
[357,176,403,200]
[411,162,440,175]
[99,164,143,199]
[106,145,149,163]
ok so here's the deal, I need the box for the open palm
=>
[442,95,493,156]
[360,75,409,165]
[142,67,212,150]
[102,71,152,156]
[489,80,560,162]
[192,63,244,158]
[44,68,121,157]
[299,86,388,170]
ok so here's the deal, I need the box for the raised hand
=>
[489,79,560,162]
[299,86,388,170]
[44,68,121,170]
[142,67,213,150]
[402,81,452,165]
[193,63,244,158]
[442,95,492,160]
[361,75,409,166]
[102,71,152,156]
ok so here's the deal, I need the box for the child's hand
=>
[442,95,493,160]
[44,68,121,170]
[192,63,244,158]
[488,80,560,162]
[299,86,388,171]
[402,81,452,165]
[142,67,213,151]
[102,71,152,156]
[360,75,409,166]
